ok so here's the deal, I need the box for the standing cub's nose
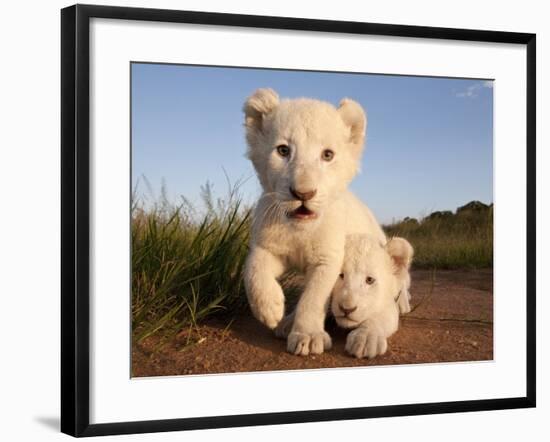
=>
[339,304,357,315]
[290,187,317,201]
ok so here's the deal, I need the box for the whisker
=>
[254,190,295,226]
[258,199,280,226]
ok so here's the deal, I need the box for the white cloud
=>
[456,84,480,98]
[455,80,493,98]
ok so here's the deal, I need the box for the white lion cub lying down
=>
[332,234,413,359]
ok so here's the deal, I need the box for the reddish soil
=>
[132,269,493,377]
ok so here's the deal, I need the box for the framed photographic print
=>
[61,4,536,437]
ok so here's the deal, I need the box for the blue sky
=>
[131,63,493,224]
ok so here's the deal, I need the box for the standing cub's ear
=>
[386,237,414,273]
[337,98,367,150]
[243,88,280,135]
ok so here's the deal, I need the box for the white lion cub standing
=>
[242,88,387,356]
[332,234,413,359]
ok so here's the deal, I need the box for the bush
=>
[384,203,493,269]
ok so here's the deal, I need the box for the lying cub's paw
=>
[397,290,411,315]
[274,313,294,339]
[345,326,387,359]
[287,331,332,356]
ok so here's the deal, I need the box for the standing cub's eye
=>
[276,144,290,157]
[366,276,376,285]
[321,149,335,161]
[339,273,344,279]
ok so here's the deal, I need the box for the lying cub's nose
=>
[290,187,317,202]
[339,304,357,315]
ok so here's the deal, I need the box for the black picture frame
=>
[61,4,536,437]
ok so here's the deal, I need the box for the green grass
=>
[384,204,493,269]
[131,183,251,345]
[132,188,493,344]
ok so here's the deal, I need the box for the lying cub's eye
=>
[322,149,335,161]
[339,273,344,279]
[366,276,376,285]
[276,144,290,157]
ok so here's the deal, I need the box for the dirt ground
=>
[132,269,493,377]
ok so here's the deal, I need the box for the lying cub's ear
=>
[337,98,367,148]
[386,237,414,273]
[243,88,279,135]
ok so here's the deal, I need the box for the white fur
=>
[388,236,414,314]
[332,235,414,359]
[243,89,386,356]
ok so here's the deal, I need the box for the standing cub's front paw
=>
[250,294,285,330]
[345,326,387,359]
[287,330,332,356]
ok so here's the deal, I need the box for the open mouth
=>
[287,205,317,221]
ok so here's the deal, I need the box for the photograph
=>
[130,62,494,377]
[57,3,537,437]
